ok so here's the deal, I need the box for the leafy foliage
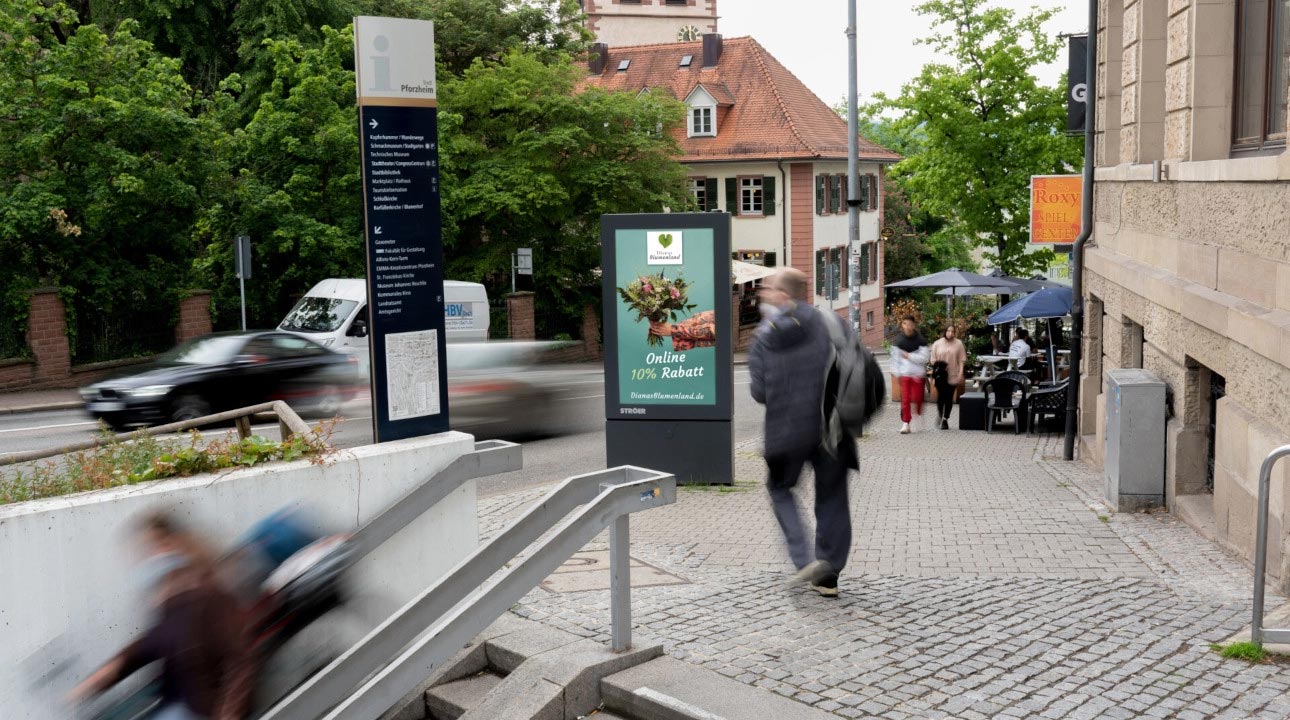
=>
[0,0,220,347]
[866,0,1082,276]
[440,50,690,324]
[0,424,335,505]
[196,27,364,327]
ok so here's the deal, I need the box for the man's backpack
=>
[820,311,885,439]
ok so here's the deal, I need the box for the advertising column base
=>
[606,420,733,486]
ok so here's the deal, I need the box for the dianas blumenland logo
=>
[646,231,683,265]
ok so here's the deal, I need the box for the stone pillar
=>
[175,290,213,344]
[1095,0,1124,166]
[581,304,602,360]
[26,288,70,383]
[1120,0,1167,164]
[506,292,535,340]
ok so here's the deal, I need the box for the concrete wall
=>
[1085,0,1290,588]
[0,431,477,718]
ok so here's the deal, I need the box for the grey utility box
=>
[1104,368,1166,512]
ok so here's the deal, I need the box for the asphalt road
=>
[0,365,764,496]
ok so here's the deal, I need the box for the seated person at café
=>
[1008,328,1036,371]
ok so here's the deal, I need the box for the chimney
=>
[589,42,610,74]
[701,34,722,67]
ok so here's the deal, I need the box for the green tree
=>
[866,0,1081,276]
[439,50,690,323]
[0,0,220,356]
[195,26,363,327]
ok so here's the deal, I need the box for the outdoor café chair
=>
[983,377,1028,434]
[1027,381,1069,435]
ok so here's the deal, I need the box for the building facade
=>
[583,34,899,348]
[581,0,720,47]
[1085,0,1290,587]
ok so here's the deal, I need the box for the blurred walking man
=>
[749,268,857,597]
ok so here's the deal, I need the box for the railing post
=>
[1253,446,1290,645]
[610,513,631,652]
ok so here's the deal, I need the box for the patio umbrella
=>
[731,260,777,285]
[988,287,1075,382]
[933,285,1018,297]
[886,268,1023,291]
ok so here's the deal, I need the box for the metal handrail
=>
[0,400,316,467]
[261,465,676,720]
[1252,445,1290,644]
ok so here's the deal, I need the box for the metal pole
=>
[511,253,516,294]
[239,273,247,331]
[1252,446,1290,645]
[846,0,861,331]
[1064,1,1098,461]
[609,513,632,652]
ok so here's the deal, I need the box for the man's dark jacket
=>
[749,301,857,467]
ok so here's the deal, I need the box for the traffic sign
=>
[517,247,533,275]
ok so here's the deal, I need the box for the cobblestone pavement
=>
[478,409,1290,719]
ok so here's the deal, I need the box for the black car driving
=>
[80,332,361,430]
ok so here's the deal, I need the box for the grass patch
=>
[1098,514,1110,523]
[1212,641,1267,663]
[0,422,335,505]
[680,479,756,494]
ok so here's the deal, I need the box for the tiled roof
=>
[582,37,902,163]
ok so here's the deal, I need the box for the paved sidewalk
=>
[0,388,81,414]
[480,410,1290,719]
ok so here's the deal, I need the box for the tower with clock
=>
[582,0,718,47]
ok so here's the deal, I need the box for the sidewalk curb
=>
[0,401,83,416]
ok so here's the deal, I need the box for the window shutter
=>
[725,177,738,215]
[704,177,717,212]
[815,250,825,297]
[862,175,873,211]
[860,243,870,285]
[871,241,879,279]
[869,174,879,211]
[763,176,776,215]
[840,175,849,209]
[815,175,825,215]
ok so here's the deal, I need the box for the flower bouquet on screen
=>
[617,271,697,346]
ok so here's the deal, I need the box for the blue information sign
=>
[355,17,449,442]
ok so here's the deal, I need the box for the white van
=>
[279,279,490,355]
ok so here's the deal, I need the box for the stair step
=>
[425,671,503,720]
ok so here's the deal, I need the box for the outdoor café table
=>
[977,354,1011,378]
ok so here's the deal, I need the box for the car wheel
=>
[171,394,211,423]
[303,384,344,419]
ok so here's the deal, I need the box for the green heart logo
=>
[658,233,673,248]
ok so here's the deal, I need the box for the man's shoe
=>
[810,575,839,598]
[900,422,911,434]
[793,560,833,584]
[941,418,950,430]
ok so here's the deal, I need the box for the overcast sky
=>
[719,1,1089,108]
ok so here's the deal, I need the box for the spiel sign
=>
[1029,174,1082,246]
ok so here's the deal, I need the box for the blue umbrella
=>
[987,286,1074,324]
[988,287,1074,382]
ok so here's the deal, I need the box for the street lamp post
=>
[846,0,861,332]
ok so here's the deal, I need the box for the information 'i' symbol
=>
[371,35,392,92]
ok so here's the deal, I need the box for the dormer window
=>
[690,107,714,137]
[679,54,693,68]
[685,85,718,138]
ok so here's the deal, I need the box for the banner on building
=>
[1030,175,1082,246]
[354,16,449,442]
[1068,34,1088,134]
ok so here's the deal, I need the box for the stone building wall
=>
[1084,0,1290,589]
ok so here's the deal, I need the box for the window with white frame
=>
[689,106,714,137]
[739,177,763,214]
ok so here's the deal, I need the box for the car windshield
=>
[155,336,247,365]
[280,297,358,333]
